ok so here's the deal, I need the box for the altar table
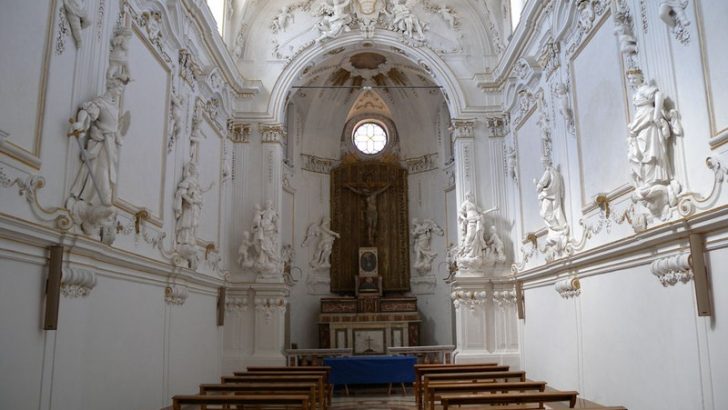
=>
[323,355,416,386]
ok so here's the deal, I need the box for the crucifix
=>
[344,183,391,245]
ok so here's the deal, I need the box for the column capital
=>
[227,120,251,143]
[259,123,286,145]
[450,118,476,141]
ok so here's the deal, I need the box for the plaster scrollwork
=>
[179,49,202,89]
[576,0,596,33]
[140,11,162,48]
[450,289,487,311]
[61,267,97,298]
[651,253,692,286]
[164,285,189,305]
[626,69,683,225]
[554,276,581,298]
[566,0,609,58]
[659,1,691,45]
[65,27,132,244]
[301,154,338,174]
[411,218,444,274]
[492,289,517,307]
[537,38,560,78]
[302,217,340,270]
[0,167,73,230]
[254,297,287,323]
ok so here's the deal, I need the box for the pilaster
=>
[248,285,288,366]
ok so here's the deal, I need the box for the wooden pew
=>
[425,380,547,410]
[198,382,317,410]
[235,369,330,407]
[438,390,578,409]
[222,374,326,410]
[420,369,524,409]
[414,363,505,409]
[172,393,309,410]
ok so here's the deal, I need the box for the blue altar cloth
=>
[324,356,416,385]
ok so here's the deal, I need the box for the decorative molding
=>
[0,167,72,230]
[306,272,331,295]
[404,153,438,174]
[492,289,517,307]
[225,294,248,313]
[164,285,189,305]
[254,297,287,323]
[650,252,692,286]
[228,120,251,143]
[537,37,560,78]
[659,0,691,45]
[301,153,338,174]
[450,119,475,140]
[178,48,202,89]
[260,124,286,144]
[451,289,487,311]
[61,267,97,298]
[612,0,639,69]
[566,0,610,59]
[554,276,581,298]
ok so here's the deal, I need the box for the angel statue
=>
[302,217,340,270]
[390,0,426,41]
[315,0,352,43]
[411,218,444,274]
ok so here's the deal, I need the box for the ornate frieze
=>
[451,289,487,311]
[225,295,248,313]
[405,153,438,174]
[254,297,287,323]
[179,48,202,89]
[301,154,338,174]
[537,37,560,78]
[659,1,691,44]
[492,289,517,307]
[228,120,251,143]
[260,124,286,144]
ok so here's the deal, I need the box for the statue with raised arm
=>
[315,0,353,43]
[411,218,444,274]
[303,217,340,270]
[345,183,390,245]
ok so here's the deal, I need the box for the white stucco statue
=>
[577,0,595,32]
[252,200,281,274]
[411,218,444,274]
[169,91,184,150]
[438,5,456,29]
[106,28,132,85]
[237,230,255,268]
[552,82,574,133]
[457,192,497,269]
[63,0,90,48]
[272,6,294,32]
[66,29,131,241]
[484,225,506,263]
[315,0,353,43]
[536,163,570,260]
[390,0,426,41]
[302,217,340,270]
[626,68,683,221]
[173,161,204,269]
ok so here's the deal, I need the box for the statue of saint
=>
[303,217,340,269]
[345,183,391,245]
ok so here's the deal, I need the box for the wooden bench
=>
[414,363,505,409]
[198,383,317,410]
[222,374,326,410]
[172,393,309,410]
[425,380,547,410]
[245,367,332,406]
[438,390,579,409]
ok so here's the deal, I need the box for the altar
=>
[318,296,421,353]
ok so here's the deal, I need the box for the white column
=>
[257,124,286,283]
[451,119,478,205]
[248,286,288,366]
[451,278,489,363]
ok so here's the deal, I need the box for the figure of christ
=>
[344,183,391,245]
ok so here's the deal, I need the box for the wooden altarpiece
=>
[330,156,410,293]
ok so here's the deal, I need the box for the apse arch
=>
[268,31,469,124]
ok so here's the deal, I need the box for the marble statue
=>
[237,230,254,268]
[626,68,683,220]
[63,0,90,48]
[303,217,340,270]
[173,161,204,269]
[106,28,132,85]
[659,0,690,42]
[411,218,444,274]
[315,0,353,43]
[66,28,131,240]
[552,82,574,133]
[390,0,426,41]
[484,225,506,263]
[536,163,570,259]
[345,183,390,245]
[272,6,294,32]
[169,91,184,151]
[457,192,497,267]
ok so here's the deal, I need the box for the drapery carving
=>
[330,158,409,293]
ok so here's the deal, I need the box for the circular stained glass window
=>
[352,122,388,155]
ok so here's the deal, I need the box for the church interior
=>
[1,0,727,409]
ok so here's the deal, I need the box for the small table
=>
[323,355,416,395]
